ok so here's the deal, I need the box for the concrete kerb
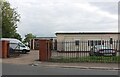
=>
[31,62,120,70]
[44,65,120,70]
[0,59,2,63]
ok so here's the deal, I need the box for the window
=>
[102,40,104,45]
[19,43,25,47]
[88,40,93,46]
[75,40,79,46]
[98,40,101,45]
[95,41,97,45]
[110,38,113,44]
[88,40,103,46]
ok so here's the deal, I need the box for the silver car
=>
[89,45,117,56]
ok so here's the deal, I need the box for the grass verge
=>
[49,56,120,63]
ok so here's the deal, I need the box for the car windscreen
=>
[18,43,25,47]
[97,45,111,49]
[9,43,19,49]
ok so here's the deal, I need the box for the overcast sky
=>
[8,0,119,38]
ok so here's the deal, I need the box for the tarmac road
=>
[2,63,118,75]
[2,50,119,77]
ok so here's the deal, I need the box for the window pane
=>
[90,40,93,46]
[98,41,101,45]
[110,38,113,44]
[95,41,97,45]
[75,40,79,45]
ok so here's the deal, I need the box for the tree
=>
[2,1,21,39]
[14,33,22,41]
[0,0,2,38]
[23,33,36,44]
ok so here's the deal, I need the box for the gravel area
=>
[2,50,39,65]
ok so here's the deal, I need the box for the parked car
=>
[0,38,30,54]
[89,45,117,56]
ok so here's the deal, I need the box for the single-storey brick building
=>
[55,32,120,51]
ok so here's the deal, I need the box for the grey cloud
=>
[90,2,118,15]
[8,0,118,37]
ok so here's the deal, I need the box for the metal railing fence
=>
[49,40,120,63]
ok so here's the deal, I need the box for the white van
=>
[0,38,30,53]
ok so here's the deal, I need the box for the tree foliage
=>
[14,33,22,41]
[24,33,36,43]
[0,0,2,38]
[2,1,21,39]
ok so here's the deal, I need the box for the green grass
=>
[49,56,120,63]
